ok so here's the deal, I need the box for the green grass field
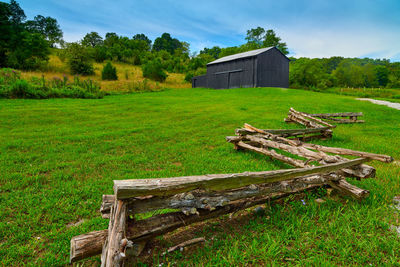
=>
[1,87,400,266]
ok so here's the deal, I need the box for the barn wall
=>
[192,74,208,88]
[206,57,255,89]
[256,48,289,88]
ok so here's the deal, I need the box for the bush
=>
[142,58,168,82]
[0,68,104,99]
[185,67,206,82]
[101,62,118,80]
[65,43,94,75]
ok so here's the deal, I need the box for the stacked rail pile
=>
[227,123,393,199]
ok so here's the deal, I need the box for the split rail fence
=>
[70,108,392,266]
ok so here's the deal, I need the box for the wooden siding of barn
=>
[206,57,256,89]
[256,48,289,88]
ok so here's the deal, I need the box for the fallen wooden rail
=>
[306,112,364,124]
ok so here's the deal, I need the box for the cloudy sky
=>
[18,0,400,61]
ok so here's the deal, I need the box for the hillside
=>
[19,54,191,93]
[1,87,399,265]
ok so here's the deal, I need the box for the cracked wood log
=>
[307,112,363,118]
[286,113,326,129]
[227,135,375,179]
[236,127,331,138]
[100,195,115,219]
[70,230,108,263]
[162,237,205,255]
[114,158,369,200]
[101,200,128,267]
[236,141,307,168]
[328,179,370,199]
[243,123,300,146]
[319,117,365,124]
[110,173,342,215]
[71,174,336,262]
[289,108,336,128]
[301,143,393,163]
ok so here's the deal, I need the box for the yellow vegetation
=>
[19,55,191,92]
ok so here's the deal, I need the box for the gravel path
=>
[357,98,400,110]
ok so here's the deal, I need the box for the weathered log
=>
[162,237,205,255]
[102,174,342,218]
[243,123,301,146]
[70,230,108,263]
[100,195,115,219]
[101,200,128,267]
[114,158,369,199]
[301,143,393,163]
[71,175,336,261]
[289,108,335,128]
[328,179,370,199]
[322,117,364,123]
[286,113,326,129]
[306,112,363,118]
[228,135,375,179]
[236,141,307,167]
[236,127,331,137]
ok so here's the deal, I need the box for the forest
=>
[1,0,400,99]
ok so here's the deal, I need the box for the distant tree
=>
[0,0,50,68]
[25,15,63,47]
[101,62,118,80]
[200,46,221,59]
[6,31,49,69]
[142,58,167,82]
[82,32,103,47]
[65,42,94,75]
[8,0,25,24]
[152,33,183,54]
[245,27,289,55]
[263,29,288,55]
[132,33,151,47]
[104,32,119,47]
[245,26,265,46]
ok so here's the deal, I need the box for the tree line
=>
[1,0,399,88]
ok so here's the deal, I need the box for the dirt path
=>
[357,98,400,110]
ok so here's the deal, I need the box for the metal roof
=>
[207,47,274,65]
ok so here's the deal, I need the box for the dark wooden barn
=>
[192,47,289,89]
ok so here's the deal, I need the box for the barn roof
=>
[207,47,274,65]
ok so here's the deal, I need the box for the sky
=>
[18,0,400,61]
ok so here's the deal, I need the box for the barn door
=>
[228,72,242,88]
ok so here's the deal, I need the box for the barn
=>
[192,47,289,89]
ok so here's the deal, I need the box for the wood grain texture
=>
[114,158,369,199]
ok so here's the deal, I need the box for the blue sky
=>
[18,0,400,61]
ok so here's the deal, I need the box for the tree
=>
[65,42,94,75]
[101,62,118,80]
[0,0,50,68]
[82,32,103,47]
[25,15,63,47]
[8,0,25,24]
[142,58,168,82]
[200,46,221,59]
[263,29,288,55]
[6,31,49,69]
[132,33,151,47]
[245,26,265,46]
[245,27,289,55]
[152,33,183,54]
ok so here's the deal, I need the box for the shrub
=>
[0,68,104,99]
[65,43,94,75]
[101,62,118,80]
[141,58,168,82]
[184,67,206,82]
